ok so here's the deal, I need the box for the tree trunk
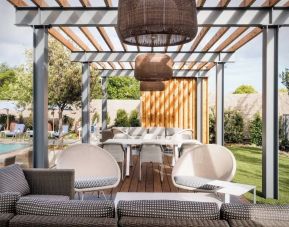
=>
[6,109,9,130]
[58,110,63,136]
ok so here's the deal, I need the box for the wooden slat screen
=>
[141,78,209,143]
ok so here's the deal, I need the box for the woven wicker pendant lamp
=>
[117,0,198,47]
[140,81,165,91]
[135,53,173,81]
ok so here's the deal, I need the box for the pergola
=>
[7,0,289,199]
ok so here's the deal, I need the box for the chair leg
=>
[160,164,164,182]
[80,192,84,201]
[139,159,142,181]
[121,161,124,180]
[100,191,107,200]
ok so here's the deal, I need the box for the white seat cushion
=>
[75,176,118,189]
[174,176,221,191]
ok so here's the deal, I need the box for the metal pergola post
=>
[262,25,279,199]
[101,76,108,130]
[196,77,204,143]
[216,62,225,145]
[81,62,91,144]
[33,26,48,168]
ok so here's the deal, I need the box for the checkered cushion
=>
[228,219,289,227]
[0,164,30,196]
[75,176,118,189]
[22,194,70,201]
[117,200,219,220]
[221,204,289,221]
[119,217,229,227]
[16,198,115,218]
[9,215,118,227]
[0,193,20,213]
[174,176,221,191]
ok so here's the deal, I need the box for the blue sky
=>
[0,0,288,95]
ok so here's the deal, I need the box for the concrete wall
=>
[0,100,140,127]
[209,93,289,121]
[1,93,289,127]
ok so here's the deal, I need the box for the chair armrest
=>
[23,169,75,199]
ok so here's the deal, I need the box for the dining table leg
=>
[126,145,131,176]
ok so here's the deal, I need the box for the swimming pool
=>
[0,143,29,154]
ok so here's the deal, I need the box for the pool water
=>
[0,144,28,154]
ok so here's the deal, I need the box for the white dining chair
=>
[139,143,164,182]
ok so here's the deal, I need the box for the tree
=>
[107,76,140,100]
[279,69,289,95]
[48,37,101,133]
[233,85,257,94]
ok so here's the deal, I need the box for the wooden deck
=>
[111,155,179,198]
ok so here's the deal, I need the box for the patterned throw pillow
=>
[0,193,21,213]
[16,198,115,218]
[118,200,219,220]
[0,164,30,196]
[75,176,118,189]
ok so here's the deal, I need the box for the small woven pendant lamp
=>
[140,81,165,91]
[117,0,198,47]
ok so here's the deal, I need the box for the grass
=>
[228,144,289,204]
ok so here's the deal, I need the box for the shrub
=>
[224,110,244,144]
[209,108,216,144]
[279,115,289,152]
[114,109,129,127]
[249,113,262,146]
[92,112,100,124]
[129,109,141,127]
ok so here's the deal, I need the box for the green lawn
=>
[228,145,289,204]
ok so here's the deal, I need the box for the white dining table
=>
[103,138,196,176]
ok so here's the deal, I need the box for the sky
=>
[0,0,288,95]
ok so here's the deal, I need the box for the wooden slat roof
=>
[7,0,288,73]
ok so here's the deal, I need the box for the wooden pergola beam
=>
[7,0,27,6]
[31,0,48,7]
[228,27,262,52]
[215,27,247,52]
[196,0,206,7]
[60,27,90,51]
[97,27,116,51]
[55,0,70,7]
[9,0,77,52]
[80,27,103,51]
[79,0,91,7]
[104,0,113,7]
[49,28,78,51]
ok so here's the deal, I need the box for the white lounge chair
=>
[56,144,121,200]
[179,140,202,157]
[2,123,25,139]
[172,144,236,192]
[53,125,69,138]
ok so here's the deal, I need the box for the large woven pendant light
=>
[117,0,198,47]
[140,81,165,91]
[135,54,173,81]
